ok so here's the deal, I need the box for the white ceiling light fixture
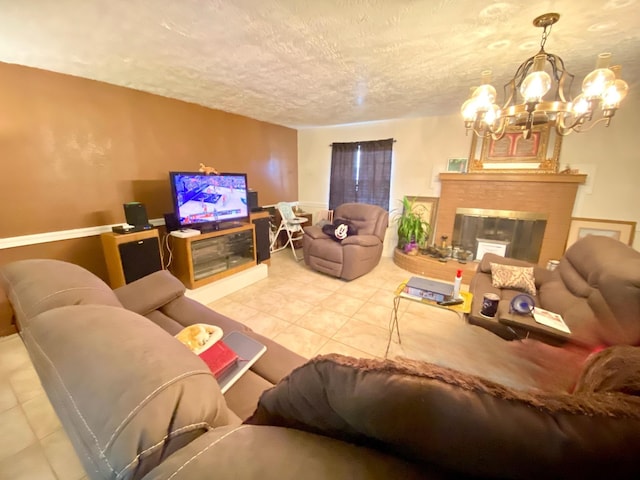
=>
[461,13,629,140]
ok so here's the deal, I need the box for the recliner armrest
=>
[114,270,186,316]
[303,225,330,240]
[341,234,381,247]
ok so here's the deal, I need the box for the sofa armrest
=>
[303,225,330,240]
[114,270,186,316]
[341,234,380,247]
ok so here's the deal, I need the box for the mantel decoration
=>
[461,12,629,143]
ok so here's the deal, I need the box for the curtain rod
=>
[328,139,397,147]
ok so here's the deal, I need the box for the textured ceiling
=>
[1,0,639,128]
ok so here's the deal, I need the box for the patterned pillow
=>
[490,262,536,296]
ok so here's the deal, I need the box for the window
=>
[328,138,393,211]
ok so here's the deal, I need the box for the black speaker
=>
[118,237,163,284]
[252,217,271,264]
[247,190,259,212]
[163,212,181,232]
[124,202,150,227]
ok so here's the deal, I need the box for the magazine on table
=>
[532,307,571,334]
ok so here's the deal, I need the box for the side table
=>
[498,310,573,346]
[385,280,473,357]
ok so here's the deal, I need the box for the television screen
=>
[169,172,249,229]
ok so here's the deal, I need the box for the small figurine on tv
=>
[198,163,219,175]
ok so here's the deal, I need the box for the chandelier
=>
[461,13,629,140]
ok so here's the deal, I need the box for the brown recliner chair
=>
[302,203,389,281]
[468,235,640,348]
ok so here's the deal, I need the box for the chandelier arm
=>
[467,114,509,140]
[556,70,570,103]
[509,57,536,93]
[545,54,574,102]
[489,118,508,141]
[469,126,492,138]
[556,114,612,136]
[502,79,517,109]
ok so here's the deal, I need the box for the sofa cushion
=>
[23,305,239,480]
[246,353,640,479]
[490,262,536,296]
[0,259,122,329]
[142,425,431,480]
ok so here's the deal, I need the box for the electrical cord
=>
[162,233,173,269]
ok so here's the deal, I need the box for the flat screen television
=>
[169,172,249,231]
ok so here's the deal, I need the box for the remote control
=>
[438,298,464,306]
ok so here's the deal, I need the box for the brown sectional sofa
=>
[1,245,640,479]
[0,259,432,479]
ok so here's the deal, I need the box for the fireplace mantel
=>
[439,173,587,184]
[436,173,587,266]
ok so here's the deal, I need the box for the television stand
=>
[220,220,250,230]
[198,220,250,234]
[170,223,256,289]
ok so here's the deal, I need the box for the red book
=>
[198,341,239,379]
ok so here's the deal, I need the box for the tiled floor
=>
[0,249,473,479]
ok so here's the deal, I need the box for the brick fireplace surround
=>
[436,173,587,266]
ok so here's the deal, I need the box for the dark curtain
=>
[328,138,393,211]
[328,142,358,210]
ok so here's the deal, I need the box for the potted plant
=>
[392,197,431,254]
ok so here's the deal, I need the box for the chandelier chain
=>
[540,24,552,51]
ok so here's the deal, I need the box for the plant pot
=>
[404,242,419,255]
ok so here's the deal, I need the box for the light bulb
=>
[461,98,478,121]
[484,104,500,126]
[571,94,590,115]
[520,71,551,103]
[582,68,615,99]
[602,79,629,109]
[471,84,497,109]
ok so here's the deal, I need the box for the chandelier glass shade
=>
[462,13,629,140]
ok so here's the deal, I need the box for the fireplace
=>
[452,208,547,263]
[436,173,586,266]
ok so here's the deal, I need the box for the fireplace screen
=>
[452,208,547,263]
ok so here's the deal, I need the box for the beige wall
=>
[298,90,640,253]
[0,62,298,279]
